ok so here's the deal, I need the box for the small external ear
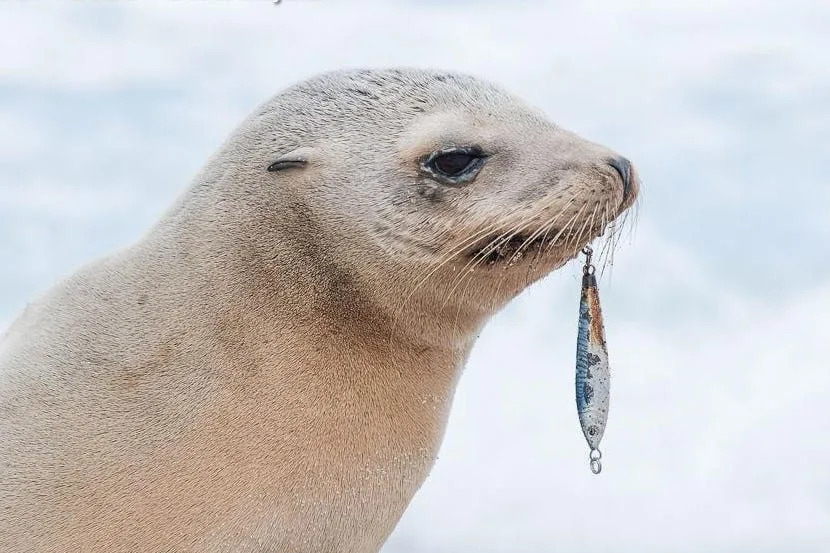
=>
[266,147,314,172]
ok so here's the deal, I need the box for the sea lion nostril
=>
[607,157,632,199]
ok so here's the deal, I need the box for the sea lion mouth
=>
[467,228,582,265]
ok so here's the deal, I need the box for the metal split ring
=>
[589,448,602,474]
[581,246,594,275]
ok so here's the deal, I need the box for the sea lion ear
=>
[266,147,313,172]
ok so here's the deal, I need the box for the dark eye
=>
[433,152,476,176]
[421,147,487,185]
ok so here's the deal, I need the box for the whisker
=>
[598,201,615,277]
[386,212,518,354]
[523,197,577,283]
[561,204,589,254]
[540,205,586,256]
[512,196,577,265]
[440,216,536,311]
[572,202,598,254]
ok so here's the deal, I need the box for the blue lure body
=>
[575,249,610,474]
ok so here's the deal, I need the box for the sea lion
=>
[0,68,639,553]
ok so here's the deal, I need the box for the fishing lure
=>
[575,246,610,475]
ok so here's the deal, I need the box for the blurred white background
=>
[1,1,828,551]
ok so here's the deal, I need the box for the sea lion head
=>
[202,68,639,336]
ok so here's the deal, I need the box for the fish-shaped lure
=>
[575,246,610,474]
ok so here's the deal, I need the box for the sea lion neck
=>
[152,182,482,358]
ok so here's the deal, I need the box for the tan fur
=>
[0,68,638,552]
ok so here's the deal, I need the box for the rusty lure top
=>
[575,246,610,474]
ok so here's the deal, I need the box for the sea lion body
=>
[0,69,638,552]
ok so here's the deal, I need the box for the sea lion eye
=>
[421,147,487,185]
[434,152,475,175]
